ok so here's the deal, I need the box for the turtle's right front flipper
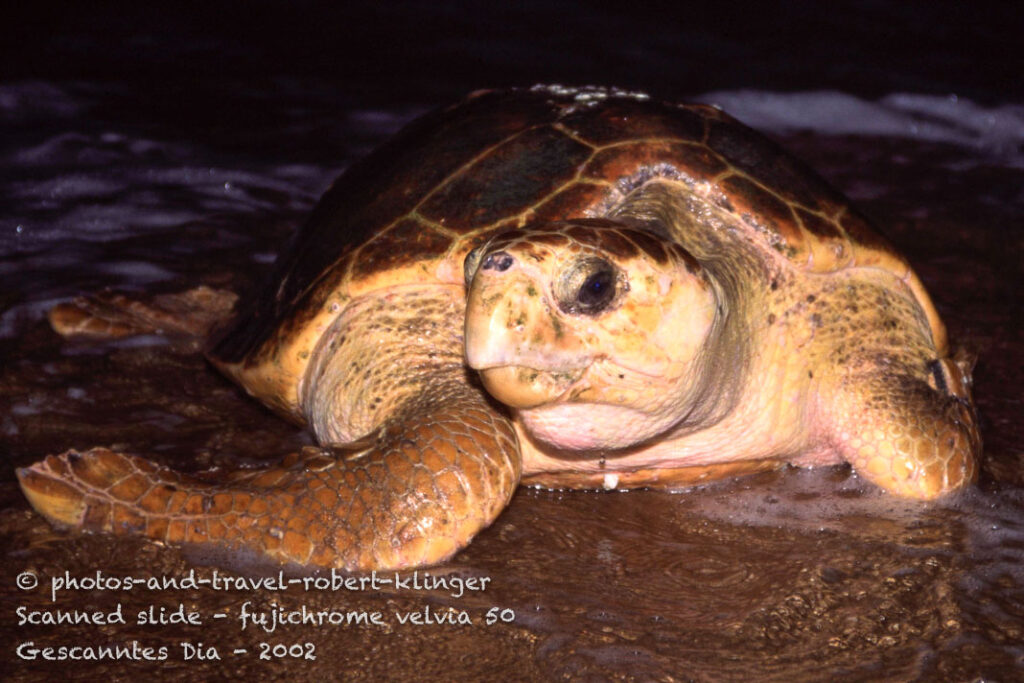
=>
[17,384,520,570]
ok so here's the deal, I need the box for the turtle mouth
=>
[478,365,586,409]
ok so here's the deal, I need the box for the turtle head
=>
[464,219,719,450]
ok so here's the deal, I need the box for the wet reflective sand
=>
[2,130,1022,680]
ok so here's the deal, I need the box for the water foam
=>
[697,90,1024,166]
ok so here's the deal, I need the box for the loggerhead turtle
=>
[17,86,980,571]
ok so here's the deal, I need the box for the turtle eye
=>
[577,268,615,310]
[557,257,622,315]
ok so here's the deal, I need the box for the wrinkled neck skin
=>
[518,181,765,461]
[300,285,470,446]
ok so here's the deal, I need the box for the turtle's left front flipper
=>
[830,353,980,499]
[16,380,521,571]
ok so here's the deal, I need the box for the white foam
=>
[0,298,65,339]
[347,107,427,137]
[0,161,327,253]
[0,81,87,122]
[66,387,88,400]
[1,416,18,436]
[682,466,933,536]
[53,333,173,355]
[93,260,175,281]
[696,90,1024,166]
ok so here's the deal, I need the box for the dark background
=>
[3,1,1019,103]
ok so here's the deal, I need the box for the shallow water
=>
[2,60,1023,683]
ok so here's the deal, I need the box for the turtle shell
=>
[211,85,945,419]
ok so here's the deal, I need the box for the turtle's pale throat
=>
[478,365,584,409]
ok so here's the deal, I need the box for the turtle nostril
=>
[480,251,515,272]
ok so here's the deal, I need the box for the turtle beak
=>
[465,255,588,409]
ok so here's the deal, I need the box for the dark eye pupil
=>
[577,269,615,309]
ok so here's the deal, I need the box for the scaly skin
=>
[817,274,979,498]
[18,288,521,571]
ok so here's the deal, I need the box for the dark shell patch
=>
[349,218,451,282]
[419,126,592,231]
[706,117,842,213]
[530,182,609,223]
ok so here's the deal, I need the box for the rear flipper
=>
[831,357,980,499]
[48,286,237,341]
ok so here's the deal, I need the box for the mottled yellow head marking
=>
[464,219,717,450]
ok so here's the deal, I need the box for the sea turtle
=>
[17,86,980,571]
